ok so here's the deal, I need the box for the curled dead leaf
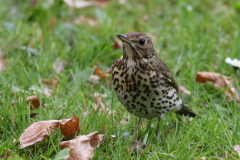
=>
[19,120,59,149]
[93,94,116,114]
[84,94,116,116]
[60,131,104,160]
[19,115,79,149]
[94,93,108,98]
[74,16,99,26]
[63,0,96,8]
[112,38,122,50]
[60,115,80,139]
[89,75,101,82]
[0,148,13,159]
[53,58,69,74]
[42,77,58,86]
[43,88,52,96]
[180,86,191,96]
[234,145,240,158]
[11,95,44,110]
[196,72,239,100]
[26,95,45,110]
[92,66,109,79]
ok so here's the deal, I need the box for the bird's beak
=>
[117,34,131,43]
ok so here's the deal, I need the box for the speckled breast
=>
[111,59,179,119]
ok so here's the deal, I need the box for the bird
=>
[111,32,197,139]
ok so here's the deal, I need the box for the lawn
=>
[0,0,240,159]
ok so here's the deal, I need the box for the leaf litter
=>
[196,72,239,101]
[84,93,116,116]
[60,131,104,160]
[18,115,80,149]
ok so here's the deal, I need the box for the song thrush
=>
[111,32,197,139]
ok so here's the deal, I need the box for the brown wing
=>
[155,58,179,93]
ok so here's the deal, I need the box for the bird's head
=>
[117,32,156,62]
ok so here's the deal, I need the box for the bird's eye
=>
[139,38,145,45]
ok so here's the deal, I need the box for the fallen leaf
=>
[0,49,6,71]
[53,58,69,74]
[84,94,116,116]
[129,139,146,154]
[11,96,44,110]
[26,95,45,110]
[60,131,104,160]
[95,0,112,7]
[93,94,116,114]
[119,0,126,5]
[180,86,191,95]
[142,14,149,23]
[19,120,59,149]
[234,145,240,158]
[43,88,52,96]
[19,115,79,149]
[196,72,239,100]
[74,16,99,26]
[42,77,58,86]
[112,38,122,50]
[0,148,13,159]
[63,0,96,8]
[83,110,89,117]
[92,66,107,79]
[94,93,108,98]
[30,113,38,118]
[60,115,80,139]
[89,75,101,82]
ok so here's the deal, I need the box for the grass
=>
[0,0,240,159]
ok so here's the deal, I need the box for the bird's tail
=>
[175,104,197,118]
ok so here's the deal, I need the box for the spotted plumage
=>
[111,32,197,139]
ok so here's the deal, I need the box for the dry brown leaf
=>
[43,88,52,96]
[42,77,58,86]
[53,58,69,74]
[196,72,239,100]
[11,96,44,110]
[19,120,60,149]
[129,139,146,154]
[119,0,126,4]
[63,0,96,8]
[0,148,13,159]
[92,66,106,79]
[180,86,191,96]
[74,16,99,26]
[60,131,104,160]
[60,115,80,139]
[26,95,45,110]
[19,115,79,149]
[30,0,38,8]
[83,110,89,117]
[94,93,108,98]
[89,75,101,82]
[95,0,111,7]
[84,94,116,116]
[142,14,149,23]
[234,145,240,158]
[93,94,116,114]
[112,38,122,50]
[0,49,6,71]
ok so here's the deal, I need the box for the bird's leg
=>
[157,117,161,141]
[134,117,142,140]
